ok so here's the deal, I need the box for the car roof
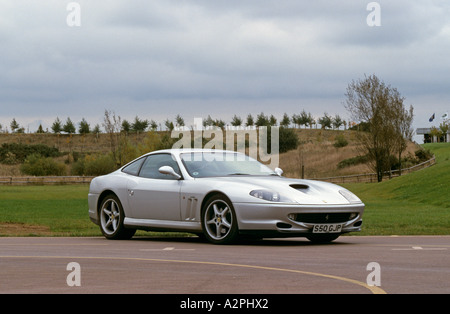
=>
[147,148,241,156]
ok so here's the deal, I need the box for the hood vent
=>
[290,184,309,190]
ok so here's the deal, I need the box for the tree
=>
[203,115,214,128]
[78,118,90,134]
[344,74,413,182]
[131,116,148,133]
[245,114,254,127]
[175,114,185,127]
[280,113,290,127]
[429,127,442,143]
[121,119,131,134]
[213,118,225,129]
[51,117,63,134]
[92,124,102,134]
[231,115,242,127]
[164,119,174,131]
[10,118,24,133]
[299,110,309,128]
[439,122,449,137]
[63,117,76,134]
[318,113,332,129]
[269,114,277,126]
[149,120,158,131]
[307,113,315,129]
[332,115,344,130]
[102,110,122,165]
[36,124,45,133]
[10,118,19,133]
[393,100,414,175]
[256,112,269,127]
[291,114,299,128]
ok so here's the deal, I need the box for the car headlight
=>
[249,189,296,203]
[339,189,361,204]
[250,190,281,201]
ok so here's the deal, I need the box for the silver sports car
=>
[88,149,364,244]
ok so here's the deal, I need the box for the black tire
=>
[201,194,239,245]
[306,233,340,244]
[99,194,136,240]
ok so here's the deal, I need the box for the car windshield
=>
[181,152,276,178]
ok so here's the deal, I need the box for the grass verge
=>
[343,143,450,235]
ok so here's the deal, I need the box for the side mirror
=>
[158,166,181,179]
[274,167,283,176]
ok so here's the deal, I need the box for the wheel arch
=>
[97,190,117,214]
[200,190,230,213]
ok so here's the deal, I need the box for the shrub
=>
[415,148,433,162]
[333,134,348,148]
[337,155,369,169]
[0,143,61,164]
[72,154,116,176]
[20,154,66,176]
[278,127,299,153]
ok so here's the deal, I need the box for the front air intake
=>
[276,222,292,229]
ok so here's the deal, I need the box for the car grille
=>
[292,213,355,224]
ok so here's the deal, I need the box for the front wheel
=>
[202,195,239,245]
[99,194,136,240]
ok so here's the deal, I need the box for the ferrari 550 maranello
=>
[88,149,364,244]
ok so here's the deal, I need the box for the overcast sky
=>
[1,0,449,137]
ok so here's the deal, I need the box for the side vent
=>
[184,196,198,221]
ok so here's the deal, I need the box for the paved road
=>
[0,236,449,294]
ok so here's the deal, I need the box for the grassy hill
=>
[0,129,421,179]
[344,143,450,235]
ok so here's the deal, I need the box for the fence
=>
[0,156,436,186]
[314,156,436,184]
[0,176,95,185]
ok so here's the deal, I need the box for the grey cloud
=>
[0,0,449,132]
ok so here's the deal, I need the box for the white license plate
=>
[312,224,342,233]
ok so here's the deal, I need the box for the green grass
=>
[343,143,450,235]
[0,185,98,236]
[0,143,449,236]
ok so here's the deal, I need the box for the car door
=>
[127,153,182,221]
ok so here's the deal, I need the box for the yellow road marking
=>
[0,255,386,294]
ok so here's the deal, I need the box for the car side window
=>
[139,154,181,180]
[122,157,146,176]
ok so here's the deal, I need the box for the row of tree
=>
[1,111,353,135]
[0,74,421,184]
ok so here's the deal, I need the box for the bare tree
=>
[102,110,122,165]
[393,100,414,175]
[344,74,413,182]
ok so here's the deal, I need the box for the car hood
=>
[197,176,360,205]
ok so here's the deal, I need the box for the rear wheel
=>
[99,194,136,240]
[202,194,239,245]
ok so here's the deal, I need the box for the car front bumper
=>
[233,202,364,236]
